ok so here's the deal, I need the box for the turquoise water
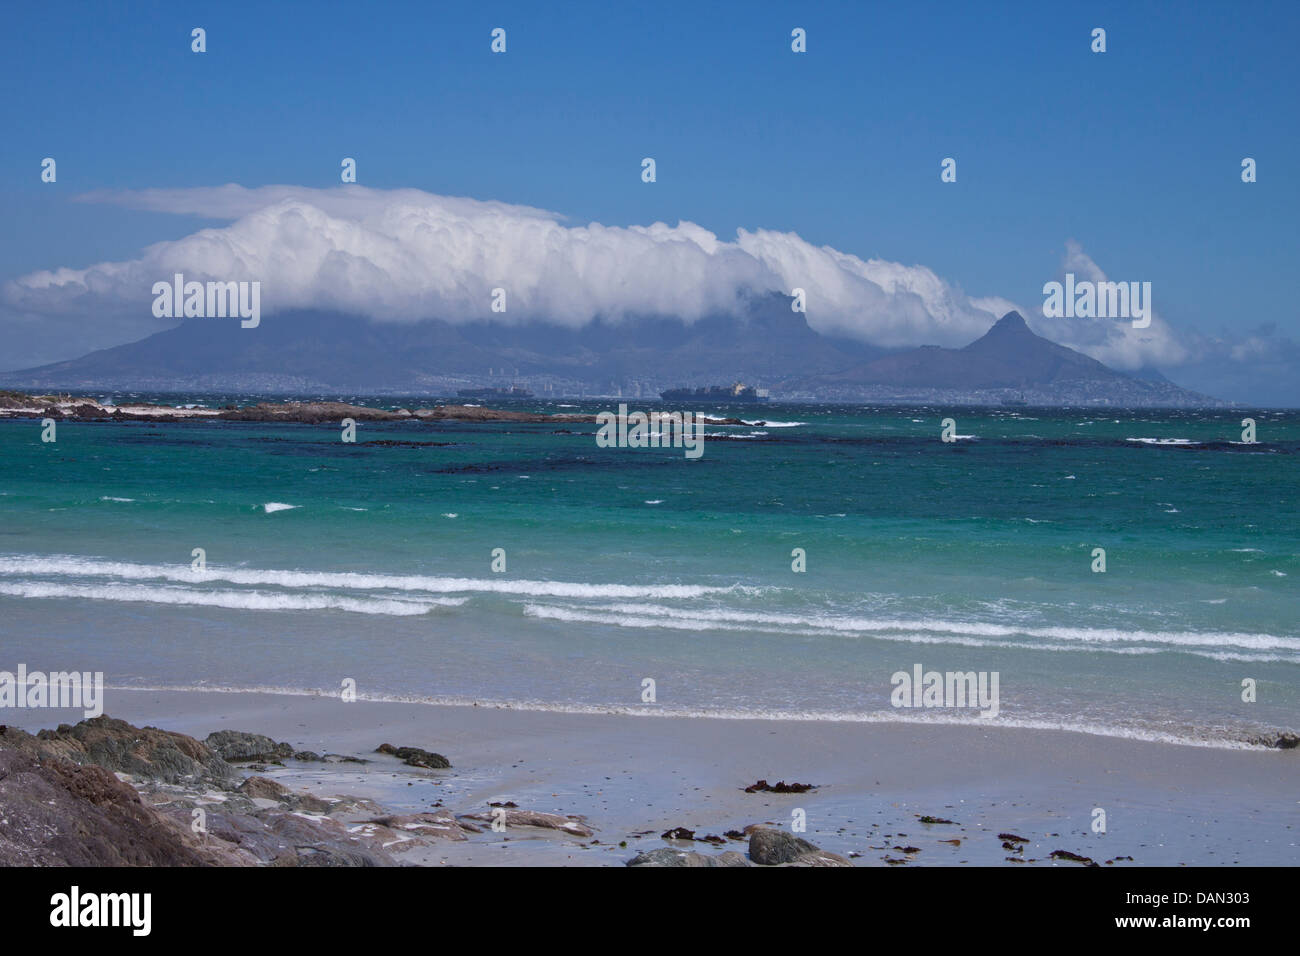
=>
[1,398,1296,746]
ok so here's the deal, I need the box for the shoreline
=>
[85,684,1300,752]
[4,688,1296,866]
[0,390,760,426]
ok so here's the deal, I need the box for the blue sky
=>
[2,0,1297,402]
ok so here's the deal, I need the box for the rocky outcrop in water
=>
[743,778,816,793]
[374,743,451,769]
[0,390,759,427]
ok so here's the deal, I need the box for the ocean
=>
[1,398,1296,748]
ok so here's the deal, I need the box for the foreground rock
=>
[460,808,594,837]
[375,743,451,769]
[0,739,249,866]
[749,827,844,865]
[752,827,852,867]
[354,810,476,848]
[0,716,609,866]
[237,775,290,800]
[177,806,394,866]
[0,718,398,866]
[782,848,857,866]
[10,715,237,787]
[627,848,753,867]
[1049,849,1099,866]
[626,826,853,867]
[205,730,295,763]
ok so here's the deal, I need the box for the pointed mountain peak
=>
[990,310,1030,332]
[963,311,1037,352]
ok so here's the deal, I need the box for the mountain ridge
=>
[2,304,1225,406]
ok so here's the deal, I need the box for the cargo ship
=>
[455,386,534,399]
[659,382,769,403]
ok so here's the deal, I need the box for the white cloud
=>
[3,186,1189,367]
[1025,239,1189,370]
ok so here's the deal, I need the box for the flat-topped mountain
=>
[3,293,877,396]
[2,304,1222,406]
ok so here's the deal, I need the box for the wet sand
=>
[8,688,1297,866]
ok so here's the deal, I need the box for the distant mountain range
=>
[3,297,1225,406]
[797,311,1221,405]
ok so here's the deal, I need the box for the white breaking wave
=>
[3,553,1292,662]
[262,502,299,513]
[0,581,461,615]
[521,600,1300,661]
[0,554,756,600]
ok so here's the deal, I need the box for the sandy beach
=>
[6,689,1295,867]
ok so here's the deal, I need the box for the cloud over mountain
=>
[5,185,1186,369]
[1029,240,1189,371]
